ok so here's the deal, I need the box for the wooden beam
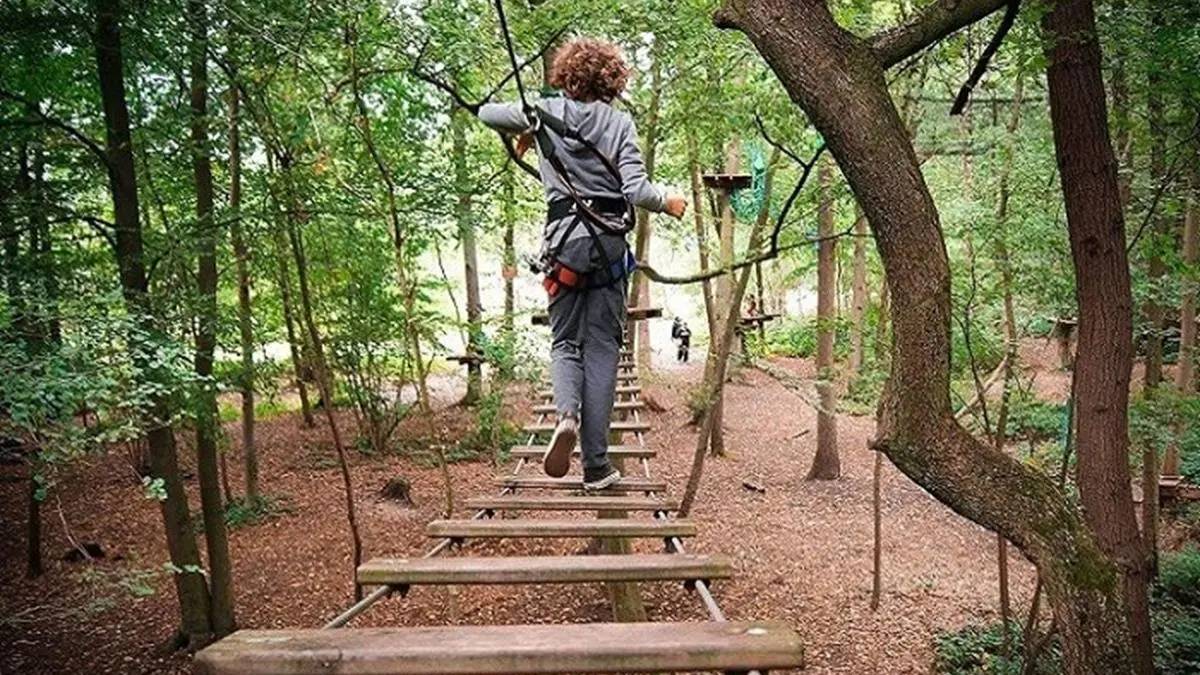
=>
[493,475,666,492]
[426,518,696,539]
[464,495,677,512]
[506,444,655,459]
[356,553,730,586]
[194,621,804,675]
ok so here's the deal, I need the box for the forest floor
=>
[1,339,1105,674]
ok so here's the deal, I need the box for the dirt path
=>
[0,359,1035,674]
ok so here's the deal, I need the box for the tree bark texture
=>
[188,0,235,637]
[1179,128,1200,394]
[94,0,213,645]
[1044,0,1152,670]
[712,0,1142,671]
[1141,2,1166,391]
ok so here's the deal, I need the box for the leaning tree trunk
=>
[94,0,212,646]
[188,0,235,637]
[688,133,718,344]
[281,177,364,601]
[712,0,1142,671]
[273,223,315,427]
[808,156,840,480]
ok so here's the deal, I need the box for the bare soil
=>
[1,356,1042,674]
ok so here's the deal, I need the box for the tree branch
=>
[950,0,1021,115]
[0,91,110,167]
[868,0,1010,69]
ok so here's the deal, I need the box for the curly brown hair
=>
[549,38,630,103]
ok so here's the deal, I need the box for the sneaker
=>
[583,464,622,491]
[542,413,577,478]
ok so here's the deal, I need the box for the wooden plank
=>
[539,385,639,398]
[531,401,644,415]
[194,621,804,675]
[507,444,655,459]
[356,553,730,586]
[494,475,666,492]
[522,420,650,435]
[427,518,695,539]
[540,373,639,388]
[464,495,677,512]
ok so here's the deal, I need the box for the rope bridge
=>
[193,306,805,674]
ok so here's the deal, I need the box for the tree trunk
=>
[274,224,314,427]
[712,0,1145,671]
[688,133,718,342]
[848,203,868,375]
[1044,0,1152,670]
[188,0,235,637]
[809,157,840,480]
[452,107,483,404]
[679,151,779,515]
[282,179,363,600]
[632,53,662,373]
[501,166,516,378]
[1110,0,1134,209]
[1142,2,1166,391]
[1178,128,1200,395]
[706,139,741,457]
[227,46,257,502]
[94,0,212,646]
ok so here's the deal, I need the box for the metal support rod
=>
[323,584,391,629]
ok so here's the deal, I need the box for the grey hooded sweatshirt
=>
[479,97,669,270]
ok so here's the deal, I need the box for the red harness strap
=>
[542,262,584,297]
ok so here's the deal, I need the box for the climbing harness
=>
[490,0,637,297]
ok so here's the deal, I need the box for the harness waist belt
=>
[547,197,628,222]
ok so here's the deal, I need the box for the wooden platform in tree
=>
[506,444,655,459]
[427,518,696,539]
[702,173,753,191]
[356,553,730,586]
[464,495,677,512]
[1159,476,1200,502]
[531,401,644,415]
[739,313,780,326]
[446,354,487,365]
[532,306,663,326]
[522,420,650,435]
[493,475,666,492]
[194,621,804,675]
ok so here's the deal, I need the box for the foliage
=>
[453,390,522,463]
[223,495,294,530]
[763,316,852,360]
[1159,544,1200,608]
[933,621,1061,675]
[1004,392,1067,445]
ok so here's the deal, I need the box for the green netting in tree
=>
[731,143,768,223]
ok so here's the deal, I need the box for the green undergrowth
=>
[192,494,293,533]
[934,546,1200,674]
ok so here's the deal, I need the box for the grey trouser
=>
[547,231,628,470]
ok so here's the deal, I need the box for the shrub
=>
[1153,597,1200,675]
[1159,544,1200,608]
[933,621,1061,675]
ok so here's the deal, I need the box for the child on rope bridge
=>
[480,38,686,490]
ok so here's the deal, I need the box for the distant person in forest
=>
[746,298,760,317]
[671,316,684,341]
[676,321,691,363]
[480,38,687,490]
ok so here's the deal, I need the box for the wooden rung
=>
[507,445,655,459]
[539,385,640,398]
[357,553,730,586]
[531,401,644,415]
[494,475,666,492]
[194,621,804,675]
[464,495,677,512]
[427,518,696,539]
[522,420,650,435]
